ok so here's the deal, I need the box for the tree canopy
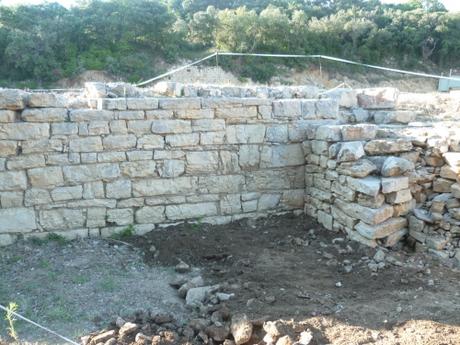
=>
[0,0,458,86]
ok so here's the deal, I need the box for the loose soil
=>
[1,213,460,344]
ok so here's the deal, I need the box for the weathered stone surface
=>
[381,157,414,177]
[7,155,46,170]
[166,202,218,220]
[356,217,407,239]
[335,198,393,225]
[133,177,197,196]
[238,145,260,169]
[260,144,304,168]
[166,133,200,147]
[316,99,338,118]
[357,193,385,209]
[160,160,185,178]
[216,106,257,119]
[120,161,156,178]
[69,109,113,122]
[337,142,365,162]
[106,180,132,199]
[103,135,137,150]
[337,159,377,178]
[39,209,85,230]
[322,88,357,108]
[385,189,412,204]
[364,139,412,155]
[273,100,301,117]
[381,176,409,194]
[0,123,49,140]
[347,176,381,197]
[0,110,16,123]
[107,208,133,225]
[331,205,358,229]
[63,164,120,183]
[126,98,158,110]
[357,87,398,109]
[69,137,103,152]
[451,183,460,198]
[0,208,36,232]
[231,314,253,345]
[0,89,27,110]
[192,119,225,132]
[226,125,265,144]
[316,125,342,142]
[28,167,64,188]
[266,125,288,143]
[374,110,416,124]
[433,178,455,193]
[341,124,377,141]
[440,165,458,180]
[21,108,68,122]
[158,98,201,110]
[51,186,83,201]
[186,151,219,173]
[317,210,333,230]
[151,120,192,134]
[258,193,281,211]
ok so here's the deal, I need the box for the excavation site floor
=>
[1,213,459,345]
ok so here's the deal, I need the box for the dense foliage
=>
[0,0,458,85]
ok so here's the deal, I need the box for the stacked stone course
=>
[1,82,460,265]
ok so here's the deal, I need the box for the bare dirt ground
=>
[1,213,460,345]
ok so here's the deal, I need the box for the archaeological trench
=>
[0,81,460,267]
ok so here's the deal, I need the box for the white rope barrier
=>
[0,303,80,345]
[136,51,460,86]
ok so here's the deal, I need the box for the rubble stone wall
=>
[0,87,340,245]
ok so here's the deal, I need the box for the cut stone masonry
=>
[0,82,459,266]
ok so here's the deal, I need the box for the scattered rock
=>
[119,322,139,336]
[175,260,191,273]
[231,314,253,345]
[373,249,386,263]
[298,330,313,345]
[206,325,230,342]
[276,335,293,345]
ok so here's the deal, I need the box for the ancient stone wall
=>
[0,85,340,245]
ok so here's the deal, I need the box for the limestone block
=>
[451,183,460,198]
[165,202,218,220]
[158,98,201,110]
[281,189,304,208]
[311,140,330,156]
[87,121,110,135]
[341,124,377,141]
[216,107,257,120]
[51,185,83,201]
[347,176,381,197]
[186,151,219,173]
[260,144,304,168]
[300,100,316,118]
[381,176,409,194]
[199,174,245,194]
[335,198,393,225]
[135,135,163,150]
[24,189,51,206]
[374,110,416,124]
[384,228,408,247]
[83,181,105,199]
[69,109,114,122]
[87,208,107,227]
[315,99,339,118]
[220,194,242,215]
[166,133,199,147]
[316,125,342,142]
[109,120,128,134]
[273,99,301,117]
[0,110,16,123]
[322,88,357,108]
[0,123,49,140]
[433,178,455,193]
[317,210,333,230]
[145,110,174,119]
[331,205,358,229]
[331,181,356,201]
[0,234,17,246]
[308,187,333,202]
[63,163,120,183]
[7,154,45,170]
[258,193,281,211]
[126,98,159,110]
[258,105,272,119]
[337,141,365,162]
[0,191,23,208]
[356,217,407,239]
[98,152,127,163]
[226,124,265,144]
[121,161,156,178]
[107,208,133,226]
[116,111,144,120]
[106,180,132,199]
[200,132,224,145]
[239,145,260,169]
[39,209,85,230]
[69,137,103,153]
[21,108,68,122]
[27,92,65,108]
[364,139,412,155]
[337,159,377,178]
[160,160,185,178]
[440,165,458,180]
[289,120,325,142]
[28,167,64,188]
[0,208,36,232]
[357,193,385,209]
[103,134,137,150]
[190,119,224,133]
[0,89,27,110]
[357,87,398,109]
[266,125,288,143]
[176,108,214,120]
[381,157,414,177]
[385,189,412,204]
[151,120,191,134]
[351,108,370,122]
[133,177,197,196]
[99,98,126,110]
[135,206,165,223]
